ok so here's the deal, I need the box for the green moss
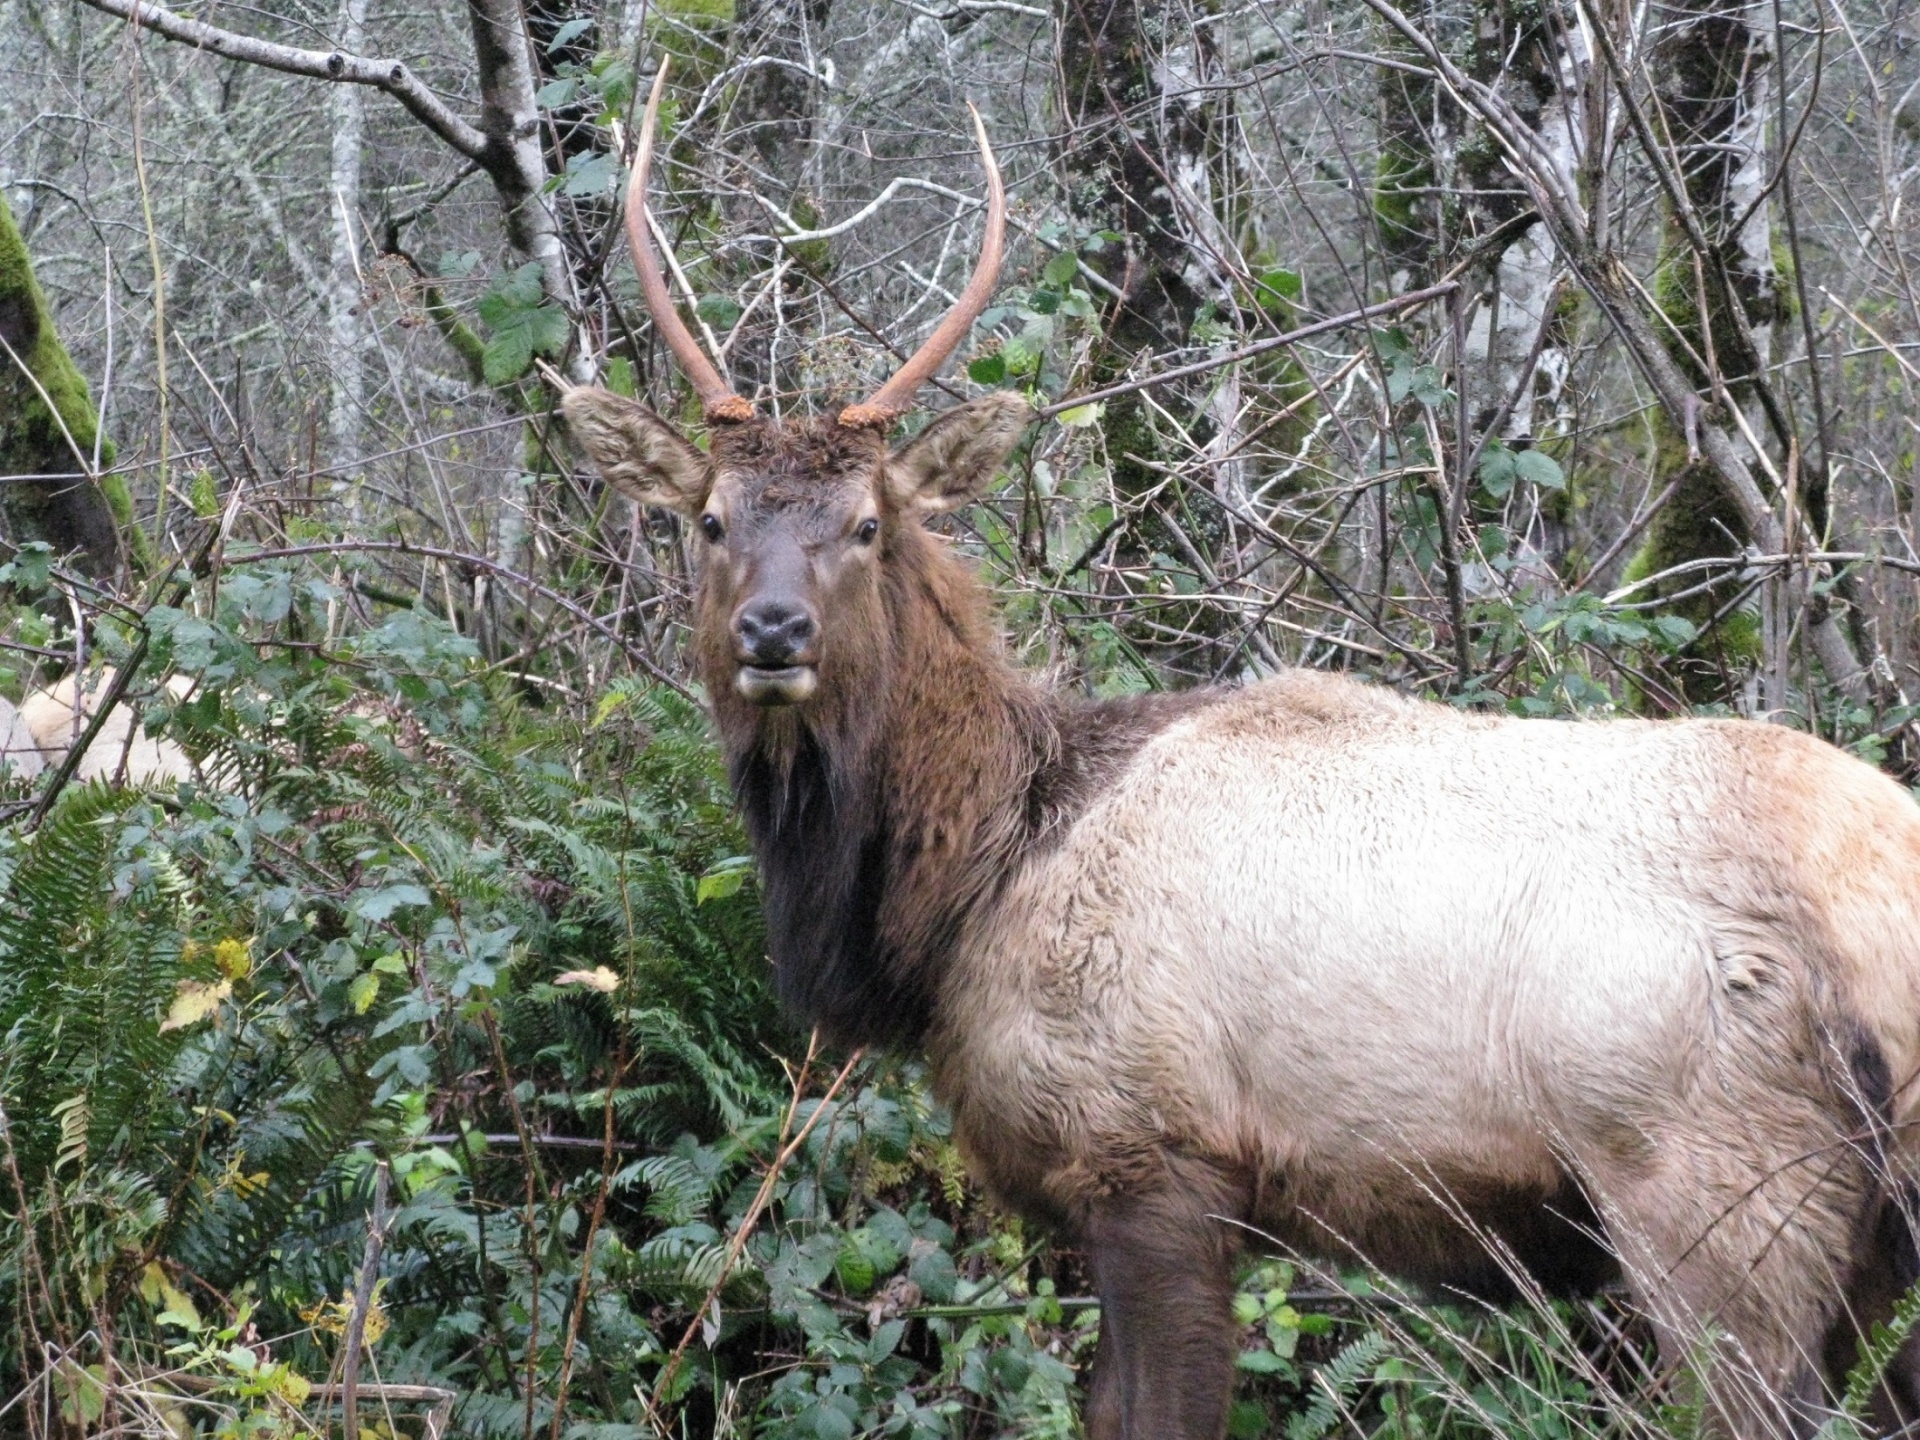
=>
[648,0,734,74]
[0,204,101,464]
[1372,146,1432,263]
[655,0,733,23]
[0,192,141,575]
[1622,414,1761,703]
[781,196,832,276]
[424,283,488,387]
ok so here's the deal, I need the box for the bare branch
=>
[74,0,490,162]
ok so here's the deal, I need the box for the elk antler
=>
[838,105,1006,431]
[627,61,755,425]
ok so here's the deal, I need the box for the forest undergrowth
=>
[8,0,1920,1418]
[0,544,1910,1440]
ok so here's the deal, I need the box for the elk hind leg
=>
[1599,1113,1872,1440]
[1825,1180,1920,1432]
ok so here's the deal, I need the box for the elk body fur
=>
[566,76,1920,1438]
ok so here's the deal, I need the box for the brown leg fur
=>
[1081,1164,1244,1440]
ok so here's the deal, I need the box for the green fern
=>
[1844,1278,1920,1423]
[1287,1330,1391,1440]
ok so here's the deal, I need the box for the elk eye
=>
[700,514,725,543]
[856,518,880,545]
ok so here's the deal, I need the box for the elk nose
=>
[733,599,816,666]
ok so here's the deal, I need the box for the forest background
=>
[3,0,1920,1431]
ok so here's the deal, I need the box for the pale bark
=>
[1629,0,1784,702]
[1458,0,1590,445]
[329,0,370,477]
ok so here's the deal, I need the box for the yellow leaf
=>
[270,1366,312,1405]
[554,966,619,993]
[145,1263,202,1330]
[160,978,232,1033]
[1055,402,1104,428]
[213,938,252,980]
[348,971,380,1014]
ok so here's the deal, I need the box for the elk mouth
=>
[735,664,818,706]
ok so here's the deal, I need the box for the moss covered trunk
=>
[1629,0,1780,702]
[1054,0,1257,676]
[0,193,130,579]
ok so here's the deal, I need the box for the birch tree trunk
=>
[1457,0,1588,448]
[328,0,369,480]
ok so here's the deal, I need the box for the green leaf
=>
[1253,267,1302,309]
[559,151,618,197]
[546,16,593,50]
[833,1241,876,1296]
[1652,614,1698,650]
[696,857,751,904]
[696,294,744,329]
[0,541,53,592]
[1229,1400,1272,1440]
[536,76,581,109]
[479,264,546,323]
[1041,251,1079,287]
[479,266,572,383]
[1000,333,1043,375]
[1477,441,1519,499]
[1055,402,1104,429]
[353,883,431,922]
[483,328,534,386]
[1409,365,1452,408]
[968,353,1006,385]
[866,1319,906,1362]
[1237,1348,1291,1374]
[907,1245,957,1302]
[1514,448,1565,489]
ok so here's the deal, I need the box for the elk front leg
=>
[1082,1175,1242,1440]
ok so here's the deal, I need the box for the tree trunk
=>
[1457,0,1587,449]
[1628,0,1782,704]
[0,194,129,578]
[1054,0,1251,676]
[1375,15,1444,293]
[329,0,370,479]
[467,0,590,383]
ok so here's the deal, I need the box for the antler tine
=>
[839,104,1006,431]
[626,61,754,425]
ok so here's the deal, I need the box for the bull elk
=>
[559,70,1920,1440]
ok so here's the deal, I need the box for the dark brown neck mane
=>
[713,525,1197,1050]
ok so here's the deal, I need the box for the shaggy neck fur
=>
[709,523,1200,1049]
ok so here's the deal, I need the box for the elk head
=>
[562,67,1030,713]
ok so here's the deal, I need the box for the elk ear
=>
[886,392,1032,513]
[561,386,709,515]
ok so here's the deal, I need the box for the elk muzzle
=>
[731,595,819,705]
